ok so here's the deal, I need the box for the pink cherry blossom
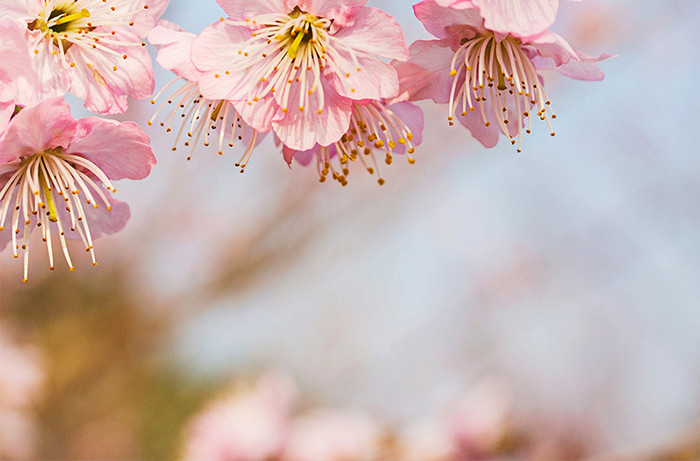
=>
[284,100,423,186]
[0,328,44,461]
[0,97,156,282]
[148,22,266,169]
[282,409,384,461]
[0,0,168,114]
[182,371,297,461]
[190,0,409,151]
[399,0,612,149]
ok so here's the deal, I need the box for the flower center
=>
[225,8,333,113]
[0,148,115,281]
[448,32,556,151]
[315,101,417,186]
[25,0,150,71]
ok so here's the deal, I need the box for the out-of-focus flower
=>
[398,0,612,150]
[0,0,168,114]
[395,378,513,461]
[0,97,155,281]
[282,409,384,461]
[0,329,44,461]
[191,0,409,151]
[182,371,297,461]
[284,100,423,186]
[148,21,265,169]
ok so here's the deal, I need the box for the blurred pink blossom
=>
[0,329,44,460]
[282,409,384,461]
[182,371,297,461]
[191,0,409,151]
[0,97,156,281]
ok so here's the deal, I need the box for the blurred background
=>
[2,0,700,459]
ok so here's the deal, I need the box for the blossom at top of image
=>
[190,0,409,151]
[0,97,156,281]
[0,0,168,114]
[396,0,611,150]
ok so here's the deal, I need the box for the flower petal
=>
[149,22,203,81]
[470,0,559,40]
[58,195,131,241]
[325,50,399,100]
[330,7,408,61]
[414,0,485,40]
[0,97,76,164]
[215,0,286,19]
[65,118,155,181]
[273,80,352,151]
[67,29,155,115]
[393,40,455,104]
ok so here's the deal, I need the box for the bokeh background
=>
[2,0,700,459]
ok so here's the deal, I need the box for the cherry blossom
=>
[0,0,168,114]
[190,0,409,151]
[0,97,155,282]
[398,0,611,149]
[148,21,266,169]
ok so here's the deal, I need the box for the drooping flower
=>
[0,97,155,282]
[284,100,423,186]
[398,0,611,150]
[190,0,409,151]
[148,22,266,170]
[0,0,168,114]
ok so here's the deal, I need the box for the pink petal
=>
[414,0,485,40]
[234,95,282,133]
[331,6,408,61]
[282,144,297,166]
[148,22,203,81]
[0,19,37,101]
[65,118,155,181]
[273,80,352,151]
[192,21,253,101]
[325,51,399,100]
[556,51,615,81]
[393,40,455,104]
[0,97,76,164]
[129,0,170,37]
[294,0,366,16]
[58,195,131,241]
[386,101,424,150]
[470,0,559,40]
[215,0,286,19]
[528,30,578,67]
[67,29,155,115]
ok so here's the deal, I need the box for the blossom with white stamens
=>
[148,22,265,170]
[397,0,612,149]
[0,97,155,281]
[191,0,409,151]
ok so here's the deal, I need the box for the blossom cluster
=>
[181,371,514,461]
[1,0,610,281]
